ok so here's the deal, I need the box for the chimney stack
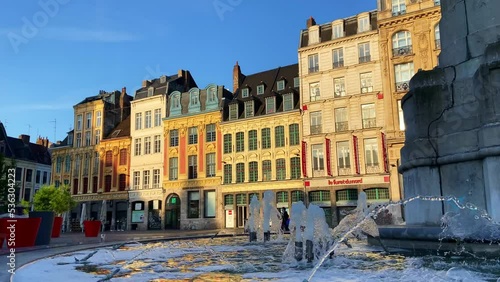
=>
[142,80,151,88]
[19,134,30,144]
[233,61,245,93]
[307,16,316,28]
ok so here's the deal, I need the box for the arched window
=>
[434,24,441,49]
[392,30,412,56]
[188,88,201,113]
[170,92,181,116]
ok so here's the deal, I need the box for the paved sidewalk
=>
[0,229,245,282]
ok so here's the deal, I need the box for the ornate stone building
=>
[51,88,132,230]
[298,12,391,226]
[163,84,231,230]
[377,0,441,203]
[128,71,197,230]
[220,63,303,229]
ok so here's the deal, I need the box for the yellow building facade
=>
[377,0,441,202]
[220,63,303,229]
[299,12,392,226]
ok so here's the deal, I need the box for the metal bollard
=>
[264,231,270,241]
[249,231,257,242]
[294,241,303,261]
[305,240,314,263]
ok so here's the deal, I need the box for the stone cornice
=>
[378,9,441,29]
[299,31,378,54]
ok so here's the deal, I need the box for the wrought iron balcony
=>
[392,45,413,57]
[335,121,349,132]
[309,66,319,73]
[361,86,373,93]
[392,9,406,16]
[359,55,371,63]
[395,81,410,92]
[310,125,322,134]
[362,118,377,129]
[333,60,344,68]
[334,90,346,98]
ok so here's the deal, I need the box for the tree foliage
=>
[33,184,76,215]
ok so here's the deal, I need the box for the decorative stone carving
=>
[206,143,216,153]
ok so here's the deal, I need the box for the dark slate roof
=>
[51,129,73,148]
[103,115,131,140]
[134,72,198,100]
[75,90,131,107]
[300,10,378,48]
[223,63,299,121]
[0,122,51,165]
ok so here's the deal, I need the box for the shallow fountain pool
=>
[13,236,500,282]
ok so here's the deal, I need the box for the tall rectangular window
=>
[335,107,348,132]
[223,164,232,184]
[154,108,161,127]
[395,62,414,92]
[265,97,275,114]
[332,48,344,68]
[93,152,99,174]
[248,130,257,151]
[96,111,101,127]
[310,82,320,101]
[188,191,200,218]
[104,175,112,192]
[337,141,351,171]
[308,53,319,73]
[290,157,301,179]
[289,123,300,146]
[86,113,92,129]
[283,93,294,111]
[236,132,244,152]
[359,42,371,63]
[204,191,216,218]
[275,126,285,147]
[334,77,346,97]
[310,111,322,134]
[133,171,140,189]
[236,163,245,183]
[398,100,405,131]
[248,161,258,182]
[105,151,112,167]
[276,158,286,180]
[206,153,216,177]
[144,137,151,154]
[188,127,198,144]
[293,77,300,88]
[362,104,376,129]
[188,155,198,179]
[392,0,406,15]
[143,170,150,189]
[312,144,325,171]
[206,124,216,142]
[170,129,179,147]
[76,133,81,148]
[153,169,160,188]
[245,101,254,118]
[56,157,62,173]
[145,110,152,128]
[35,170,41,183]
[85,131,91,146]
[261,128,271,149]
[358,16,370,32]
[332,23,344,39]
[223,134,232,153]
[169,157,178,180]
[134,138,142,156]
[119,174,126,191]
[94,129,100,145]
[76,114,82,131]
[135,113,142,130]
[360,72,373,93]
[119,149,127,165]
[65,155,71,172]
[154,135,161,153]
[229,104,238,120]
[262,160,272,181]
[364,138,379,167]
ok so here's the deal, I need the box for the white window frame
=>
[277,80,285,91]
[257,84,265,95]
[229,104,238,120]
[265,97,276,114]
[154,108,161,127]
[334,77,346,97]
[311,144,325,171]
[360,72,373,93]
[145,110,152,128]
[308,54,319,73]
[245,100,254,118]
[309,82,320,101]
[358,16,370,33]
[283,93,294,111]
[398,100,406,131]
[241,88,249,98]
[332,23,344,39]
[135,113,142,130]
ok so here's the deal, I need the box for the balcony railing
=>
[435,39,441,49]
[395,81,410,92]
[334,90,346,98]
[338,167,351,176]
[365,165,380,174]
[310,125,322,134]
[359,55,371,63]
[310,94,320,101]
[392,45,413,57]
[361,86,373,93]
[333,60,344,68]
[392,9,406,16]
[309,66,319,73]
[335,121,349,132]
[362,118,377,129]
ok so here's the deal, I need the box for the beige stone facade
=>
[299,12,391,226]
[377,0,441,202]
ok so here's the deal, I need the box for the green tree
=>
[0,153,16,214]
[33,185,76,215]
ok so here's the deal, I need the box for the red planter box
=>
[83,221,101,237]
[51,216,63,238]
[0,218,41,248]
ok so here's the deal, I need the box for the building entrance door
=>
[237,205,247,228]
[165,194,180,229]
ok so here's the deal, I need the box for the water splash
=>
[305,194,500,282]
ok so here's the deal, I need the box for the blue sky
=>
[0,0,375,142]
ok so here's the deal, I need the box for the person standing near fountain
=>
[281,208,290,232]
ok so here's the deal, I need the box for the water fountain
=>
[245,191,283,242]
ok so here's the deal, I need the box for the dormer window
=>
[148,87,154,97]
[293,77,300,88]
[188,89,201,113]
[241,88,249,98]
[190,93,199,106]
[229,104,238,120]
[170,93,181,116]
[257,84,265,95]
[332,22,344,39]
[265,97,276,114]
[160,75,167,84]
[244,101,254,118]
[283,93,294,111]
[358,16,370,33]
[277,80,285,91]
[206,86,219,110]
[208,87,217,103]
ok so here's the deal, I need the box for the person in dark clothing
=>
[281,208,289,231]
